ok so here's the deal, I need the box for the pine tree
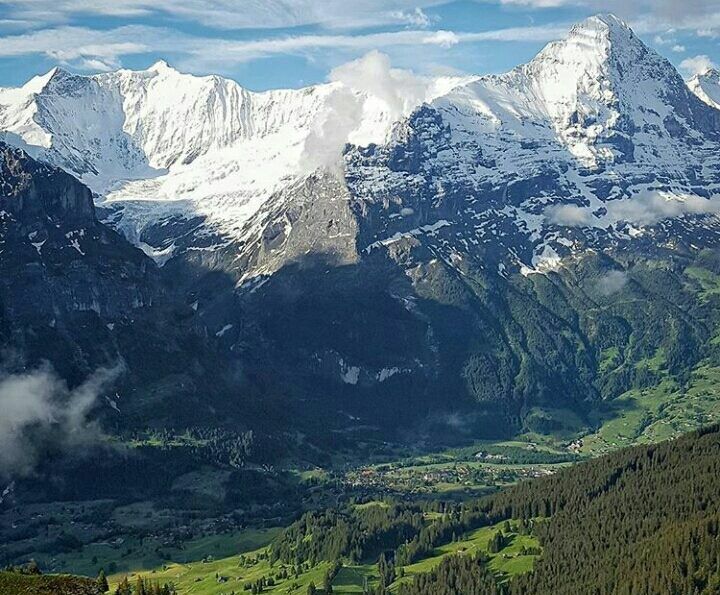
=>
[324,570,334,594]
[136,576,147,595]
[114,577,131,595]
[25,560,40,575]
[488,531,505,554]
[97,568,109,593]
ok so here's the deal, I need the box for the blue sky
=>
[0,0,718,90]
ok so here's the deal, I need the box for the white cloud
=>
[332,50,430,116]
[492,0,720,37]
[391,7,433,28]
[546,203,597,226]
[653,32,684,51]
[0,20,570,75]
[0,1,452,31]
[423,30,459,47]
[595,270,629,296]
[500,0,571,6]
[75,57,119,71]
[0,364,122,476]
[1,0,718,38]
[679,55,718,78]
[301,50,433,169]
[301,86,365,171]
[210,23,566,63]
[0,25,151,65]
[460,23,569,42]
[546,192,720,228]
[0,1,712,81]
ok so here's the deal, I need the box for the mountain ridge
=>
[2,13,718,277]
[3,14,720,442]
[689,68,720,110]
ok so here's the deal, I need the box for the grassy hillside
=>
[109,519,538,595]
[0,571,101,595]
[408,424,720,594]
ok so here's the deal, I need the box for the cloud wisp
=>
[0,0,448,31]
[0,21,574,74]
[0,0,716,80]
[0,363,123,477]
[546,192,720,228]
[594,270,629,296]
[301,50,442,170]
[1,0,717,33]
[679,55,719,78]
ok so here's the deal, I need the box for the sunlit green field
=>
[53,528,281,581]
[109,520,539,594]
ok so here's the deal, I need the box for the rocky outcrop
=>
[0,142,155,327]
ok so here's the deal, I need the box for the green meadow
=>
[109,520,538,594]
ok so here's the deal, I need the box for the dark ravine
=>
[0,142,259,430]
[0,142,156,381]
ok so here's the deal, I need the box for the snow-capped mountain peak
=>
[23,66,67,93]
[432,13,716,173]
[0,57,413,210]
[689,69,720,110]
[345,14,720,276]
[147,59,173,73]
[1,13,720,279]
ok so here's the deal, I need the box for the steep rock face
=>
[0,141,159,390]
[0,142,155,328]
[158,173,361,289]
[345,15,720,278]
[0,145,241,429]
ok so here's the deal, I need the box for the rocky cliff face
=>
[0,143,156,376]
[0,144,247,429]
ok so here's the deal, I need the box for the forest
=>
[270,425,720,594]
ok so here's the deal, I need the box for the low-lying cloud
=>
[546,192,720,228]
[331,50,430,118]
[301,85,365,172]
[0,363,122,477]
[595,270,629,296]
[545,203,597,227]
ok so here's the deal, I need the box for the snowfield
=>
[2,14,720,275]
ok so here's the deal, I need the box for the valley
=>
[0,432,569,577]
[84,424,720,594]
[2,8,720,594]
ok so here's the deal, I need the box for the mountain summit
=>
[0,13,718,278]
[689,68,720,110]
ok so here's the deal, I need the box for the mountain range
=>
[2,13,720,446]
